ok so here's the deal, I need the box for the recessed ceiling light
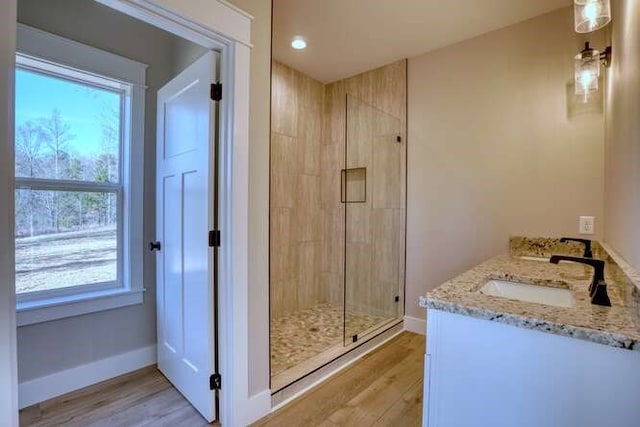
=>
[291,37,307,50]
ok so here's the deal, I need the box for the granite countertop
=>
[419,238,640,350]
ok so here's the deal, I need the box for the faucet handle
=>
[559,237,593,258]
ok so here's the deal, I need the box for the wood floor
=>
[254,332,424,427]
[19,367,214,427]
[19,332,424,427]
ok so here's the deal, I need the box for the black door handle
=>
[148,241,161,252]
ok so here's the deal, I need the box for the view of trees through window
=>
[15,65,123,294]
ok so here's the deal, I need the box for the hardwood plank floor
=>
[19,332,425,427]
[254,332,425,427]
[19,366,214,427]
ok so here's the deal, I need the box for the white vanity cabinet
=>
[422,309,640,427]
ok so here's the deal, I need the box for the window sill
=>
[16,287,145,327]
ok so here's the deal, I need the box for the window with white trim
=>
[15,25,147,325]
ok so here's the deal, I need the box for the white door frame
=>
[0,2,18,426]
[0,0,267,425]
[96,1,266,425]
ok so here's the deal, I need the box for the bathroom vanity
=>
[420,238,640,427]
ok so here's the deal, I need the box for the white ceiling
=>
[273,0,572,83]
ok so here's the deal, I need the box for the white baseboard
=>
[404,315,427,335]
[19,345,156,409]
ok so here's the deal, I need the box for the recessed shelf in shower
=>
[341,167,366,203]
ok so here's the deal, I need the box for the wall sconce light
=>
[574,42,612,102]
[574,0,611,33]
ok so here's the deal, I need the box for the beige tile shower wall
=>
[271,61,325,318]
[321,61,407,319]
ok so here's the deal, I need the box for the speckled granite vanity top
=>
[419,237,640,350]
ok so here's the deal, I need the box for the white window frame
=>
[15,24,147,326]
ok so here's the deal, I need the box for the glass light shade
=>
[574,0,611,33]
[574,48,600,102]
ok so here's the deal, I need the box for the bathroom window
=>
[14,25,146,325]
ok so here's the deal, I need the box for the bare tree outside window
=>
[39,108,75,180]
[15,66,123,294]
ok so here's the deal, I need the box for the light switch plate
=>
[579,216,595,235]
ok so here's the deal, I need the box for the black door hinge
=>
[395,295,400,302]
[209,230,221,247]
[210,373,221,390]
[210,82,222,101]
[396,135,402,143]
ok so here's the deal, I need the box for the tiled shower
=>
[270,60,407,390]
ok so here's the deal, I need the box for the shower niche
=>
[341,167,366,203]
[270,60,407,391]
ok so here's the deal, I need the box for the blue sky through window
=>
[15,68,121,157]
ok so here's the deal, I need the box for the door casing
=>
[0,0,265,425]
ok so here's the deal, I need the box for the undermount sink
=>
[479,279,574,308]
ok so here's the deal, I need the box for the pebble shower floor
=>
[270,303,386,376]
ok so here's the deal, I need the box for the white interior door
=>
[155,51,218,422]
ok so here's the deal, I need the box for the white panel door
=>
[155,51,218,422]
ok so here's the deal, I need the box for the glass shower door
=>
[343,95,404,345]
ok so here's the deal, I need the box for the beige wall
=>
[406,6,606,320]
[604,0,640,270]
[225,0,272,396]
